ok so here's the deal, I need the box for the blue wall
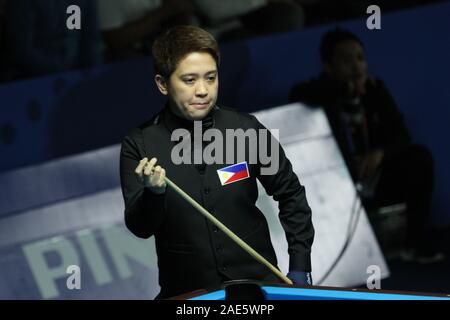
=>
[1,2,449,225]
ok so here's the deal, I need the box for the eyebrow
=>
[180,70,218,77]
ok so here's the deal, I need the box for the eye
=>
[206,76,216,82]
[183,78,195,84]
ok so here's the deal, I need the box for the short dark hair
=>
[151,25,220,77]
[320,27,364,63]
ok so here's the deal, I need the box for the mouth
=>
[190,102,210,110]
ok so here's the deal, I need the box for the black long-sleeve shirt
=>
[289,74,411,180]
[120,105,314,298]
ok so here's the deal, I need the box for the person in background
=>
[192,0,305,42]
[289,27,444,264]
[97,0,200,62]
[4,0,102,80]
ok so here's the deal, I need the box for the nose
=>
[195,80,208,97]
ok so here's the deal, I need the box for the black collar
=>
[162,103,218,133]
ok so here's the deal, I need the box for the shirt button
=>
[213,227,219,233]
[204,187,210,195]
[216,245,223,253]
[221,266,227,272]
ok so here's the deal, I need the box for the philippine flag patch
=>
[217,162,250,186]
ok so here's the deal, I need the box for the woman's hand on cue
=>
[135,157,167,194]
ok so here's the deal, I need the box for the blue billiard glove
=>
[287,271,313,285]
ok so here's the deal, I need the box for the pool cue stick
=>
[163,176,293,285]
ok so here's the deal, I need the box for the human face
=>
[326,40,368,84]
[156,52,218,121]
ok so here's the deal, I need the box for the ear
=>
[155,74,169,95]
